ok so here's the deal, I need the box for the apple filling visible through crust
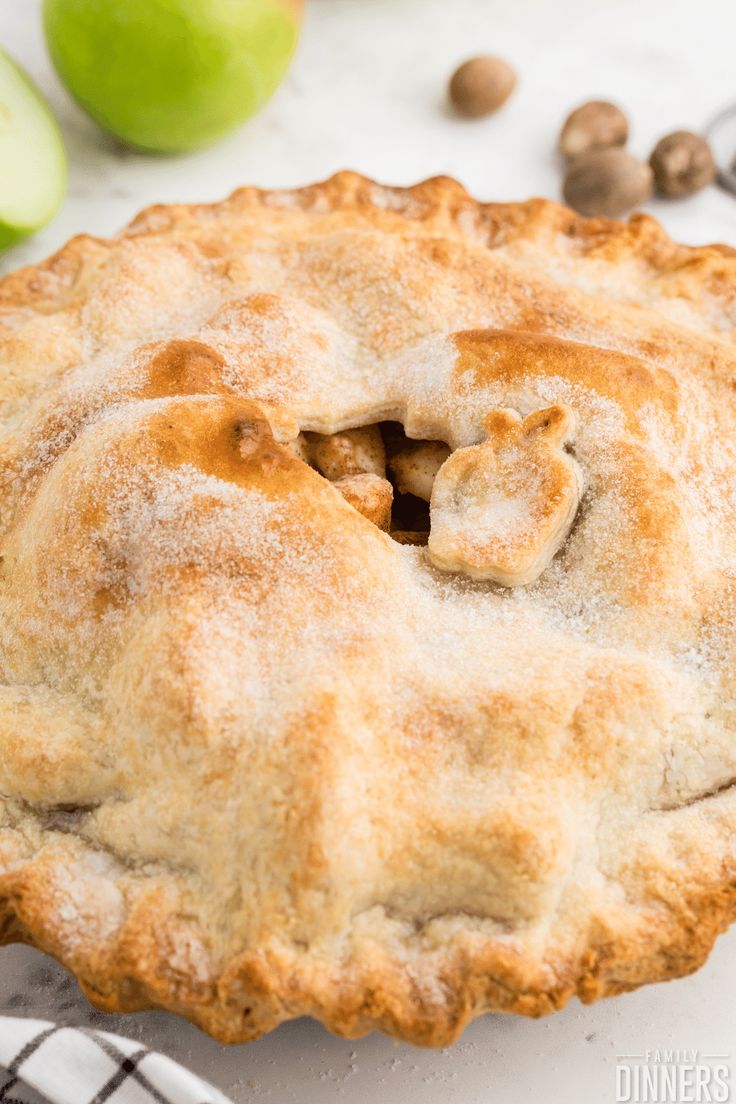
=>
[285,407,583,588]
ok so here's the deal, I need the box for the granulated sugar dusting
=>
[1,173,736,1045]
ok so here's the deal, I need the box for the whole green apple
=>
[43,0,303,153]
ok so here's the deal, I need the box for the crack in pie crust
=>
[1,171,736,1044]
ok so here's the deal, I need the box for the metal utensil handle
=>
[707,103,736,195]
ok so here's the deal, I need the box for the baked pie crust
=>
[1,171,735,1044]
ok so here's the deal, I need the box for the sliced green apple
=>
[0,49,67,252]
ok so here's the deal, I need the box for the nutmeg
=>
[563,148,653,217]
[649,130,716,197]
[448,56,517,118]
[559,100,629,159]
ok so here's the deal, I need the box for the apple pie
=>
[1,172,735,1044]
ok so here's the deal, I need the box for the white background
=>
[2,0,736,1100]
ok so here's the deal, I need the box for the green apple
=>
[43,0,303,153]
[0,49,67,251]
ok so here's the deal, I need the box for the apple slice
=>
[0,49,67,251]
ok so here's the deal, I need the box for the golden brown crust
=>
[1,171,736,1045]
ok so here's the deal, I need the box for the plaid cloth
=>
[0,1018,232,1104]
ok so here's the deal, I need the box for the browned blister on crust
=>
[1,171,736,1046]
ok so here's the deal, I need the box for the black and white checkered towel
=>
[0,1018,233,1104]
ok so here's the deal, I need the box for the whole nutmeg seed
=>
[563,148,653,217]
[649,130,716,197]
[448,56,517,118]
[558,100,629,159]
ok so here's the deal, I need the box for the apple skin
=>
[43,0,303,153]
[0,49,67,252]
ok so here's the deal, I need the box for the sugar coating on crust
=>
[0,172,736,1044]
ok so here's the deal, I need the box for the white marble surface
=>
[2,0,736,1100]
